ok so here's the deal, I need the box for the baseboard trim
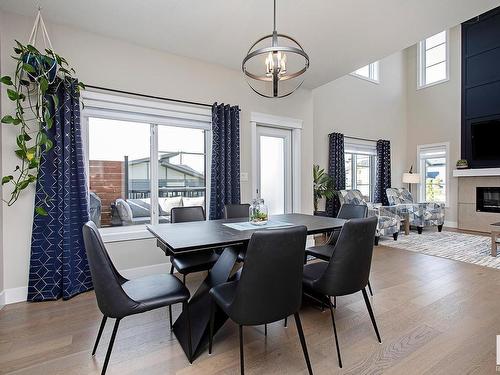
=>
[2,262,172,306]
[444,220,458,228]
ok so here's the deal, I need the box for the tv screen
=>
[471,120,500,161]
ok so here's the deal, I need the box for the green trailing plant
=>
[313,164,335,212]
[0,40,84,215]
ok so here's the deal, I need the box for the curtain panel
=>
[374,139,391,206]
[28,79,92,301]
[209,103,241,220]
[326,132,346,217]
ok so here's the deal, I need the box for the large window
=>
[418,30,448,88]
[351,61,379,83]
[418,143,448,204]
[344,141,376,200]
[83,91,211,236]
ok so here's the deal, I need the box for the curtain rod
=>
[344,135,378,143]
[85,85,214,109]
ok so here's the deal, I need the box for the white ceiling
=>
[1,0,499,88]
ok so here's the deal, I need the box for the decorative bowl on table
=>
[249,198,269,225]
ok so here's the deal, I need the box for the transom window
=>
[351,61,379,83]
[418,143,449,204]
[418,30,449,88]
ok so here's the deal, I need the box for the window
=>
[417,143,449,204]
[418,30,448,88]
[344,141,377,200]
[83,91,211,239]
[351,61,379,83]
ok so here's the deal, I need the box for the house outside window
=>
[417,143,449,205]
[344,140,377,201]
[418,30,449,88]
[82,91,211,241]
[351,61,379,83]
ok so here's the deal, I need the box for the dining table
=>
[146,213,345,362]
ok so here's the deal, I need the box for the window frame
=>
[416,142,449,206]
[350,61,380,84]
[81,91,212,242]
[344,151,377,202]
[417,30,450,89]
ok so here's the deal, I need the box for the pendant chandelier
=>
[242,0,310,98]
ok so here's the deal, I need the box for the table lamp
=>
[402,172,420,195]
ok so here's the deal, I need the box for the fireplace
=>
[476,187,500,213]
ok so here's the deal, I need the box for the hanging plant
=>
[0,12,84,215]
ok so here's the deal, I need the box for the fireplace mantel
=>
[453,168,500,177]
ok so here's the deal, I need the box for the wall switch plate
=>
[240,172,249,182]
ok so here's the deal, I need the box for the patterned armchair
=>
[385,188,444,234]
[338,189,400,244]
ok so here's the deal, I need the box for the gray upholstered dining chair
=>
[82,221,192,374]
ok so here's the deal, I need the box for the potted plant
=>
[0,40,83,215]
[313,164,335,216]
[456,159,469,169]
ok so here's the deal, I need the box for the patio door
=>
[256,126,292,215]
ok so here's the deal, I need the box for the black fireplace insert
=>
[476,187,500,213]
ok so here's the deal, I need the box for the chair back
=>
[338,203,368,219]
[338,189,368,206]
[386,187,414,205]
[316,217,377,296]
[229,225,307,325]
[224,203,250,219]
[82,221,134,318]
[171,206,205,223]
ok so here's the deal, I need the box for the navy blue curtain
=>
[209,103,241,220]
[374,139,391,206]
[28,79,91,301]
[325,132,345,217]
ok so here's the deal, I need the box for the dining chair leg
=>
[239,325,245,375]
[184,301,193,363]
[367,280,374,296]
[294,312,313,375]
[208,299,215,354]
[183,274,186,285]
[92,315,107,356]
[328,301,342,368]
[284,316,288,327]
[170,264,174,274]
[264,324,267,336]
[168,305,173,330]
[101,318,121,375]
[362,288,381,343]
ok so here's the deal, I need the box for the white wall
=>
[312,51,408,201]
[0,11,314,294]
[0,9,5,306]
[406,26,461,225]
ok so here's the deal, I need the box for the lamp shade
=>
[402,173,420,184]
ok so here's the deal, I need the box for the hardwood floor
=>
[2,242,500,374]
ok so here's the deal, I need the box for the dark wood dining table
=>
[147,213,345,362]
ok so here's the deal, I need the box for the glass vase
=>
[249,198,269,225]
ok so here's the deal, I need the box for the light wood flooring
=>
[2,239,500,374]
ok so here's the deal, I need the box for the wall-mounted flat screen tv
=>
[471,119,500,161]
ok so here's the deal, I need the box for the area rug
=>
[379,231,500,270]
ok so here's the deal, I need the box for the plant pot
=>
[313,210,328,217]
[22,53,58,83]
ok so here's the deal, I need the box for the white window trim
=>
[417,30,450,90]
[350,61,380,84]
[416,142,450,207]
[250,112,302,213]
[81,90,212,243]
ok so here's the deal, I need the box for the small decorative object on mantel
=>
[249,198,269,225]
[0,9,84,215]
[313,164,335,216]
[456,159,469,169]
